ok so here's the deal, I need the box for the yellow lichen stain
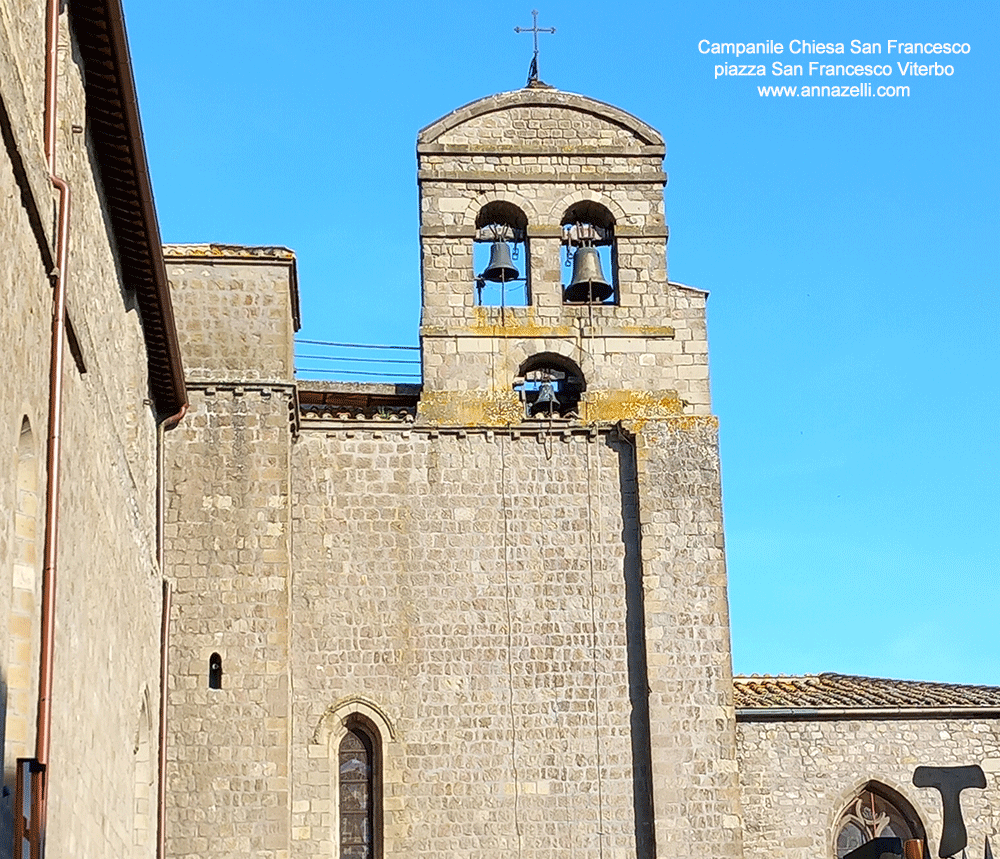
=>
[417,389,716,430]
[582,390,684,429]
[470,306,575,339]
[423,312,673,341]
[417,390,523,427]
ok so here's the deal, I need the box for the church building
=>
[2,3,1000,859]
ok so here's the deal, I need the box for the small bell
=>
[531,380,559,416]
[481,241,519,283]
[564,246,612,303]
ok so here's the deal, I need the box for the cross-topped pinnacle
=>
[514,10,555,87]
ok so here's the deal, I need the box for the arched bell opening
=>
[561,201,616,305]
[513,353,585,420]
[474,201,530,307]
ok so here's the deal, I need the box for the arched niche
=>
[561,200,617,304]
[474,200,530,307]
[513,353,586,419]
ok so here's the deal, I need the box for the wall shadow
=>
[609,433,655,859]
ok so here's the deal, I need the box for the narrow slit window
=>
[340,728,375,859]
[209,653,222,690]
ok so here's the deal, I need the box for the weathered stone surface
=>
[0,7,165,858]
[162,86,741,859]
[738,716,1000,859]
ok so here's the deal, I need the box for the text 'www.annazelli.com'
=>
[757,83,910,97]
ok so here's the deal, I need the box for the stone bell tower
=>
[161,86,744,859]
[409,86,744,858]
[416,87,712,427]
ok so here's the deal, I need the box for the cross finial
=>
[514,10,555,87]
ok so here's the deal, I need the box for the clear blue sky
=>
[124,1,999,684]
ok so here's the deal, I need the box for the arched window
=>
[561,200,616,305]
[339,719,382,859]
[834,782,926,858]
[513,353,585,419]
[474,201,529,307]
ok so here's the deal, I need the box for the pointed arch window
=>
[338,719,382,859]
[835,783,926,858]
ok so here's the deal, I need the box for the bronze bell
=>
[531,380,559,416]
[564,246,612,303]
[481,241,519,283]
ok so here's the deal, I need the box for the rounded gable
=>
[417,88,663,152]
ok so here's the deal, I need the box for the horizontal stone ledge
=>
[417,143,666,157]
[298,420,616,438]
[420,325,675,339]
[418,170,668,185]
[419,225,669,239]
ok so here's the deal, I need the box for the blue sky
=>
[124,1,999,683]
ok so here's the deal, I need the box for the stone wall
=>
[163,386,294,859]
[738,716,1000,859]
[164,250,298,384]
[0,7,166,859]
[634,419,744,859]
[289,424,644,859]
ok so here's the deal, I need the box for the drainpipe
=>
[34,0,71,846]
[155,403,184,859]
[156,580,172,859]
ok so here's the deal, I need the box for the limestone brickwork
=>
[163,247,298,859]
[416,89,710,427]
[162,86,743,859]
[738,715,1000,858]
[0,2,181,858]
[8,6,1000,859]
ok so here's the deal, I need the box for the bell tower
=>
[416,87,711,426]
[414,87,745,859]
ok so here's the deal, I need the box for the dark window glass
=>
[340,730,374,859]
[209,653,222,689]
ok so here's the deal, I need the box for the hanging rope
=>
[499,434,524,858]
[585,437,607,858]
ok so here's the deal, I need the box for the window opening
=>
[514,355,585,419]
[835,784,925,859]
[474,202,529,307]
[561,202,616,304]
[209,653,222,690]
[340,727,377,859]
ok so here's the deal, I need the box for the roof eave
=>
[738,706,1000,722]
[69,0,186,419]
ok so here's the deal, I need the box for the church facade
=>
[2,3,1000,859]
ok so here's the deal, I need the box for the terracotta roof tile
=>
[734,673,1000,710]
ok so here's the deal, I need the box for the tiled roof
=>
[734,673,1000,711]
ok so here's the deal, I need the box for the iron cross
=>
[514,10,555,83]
